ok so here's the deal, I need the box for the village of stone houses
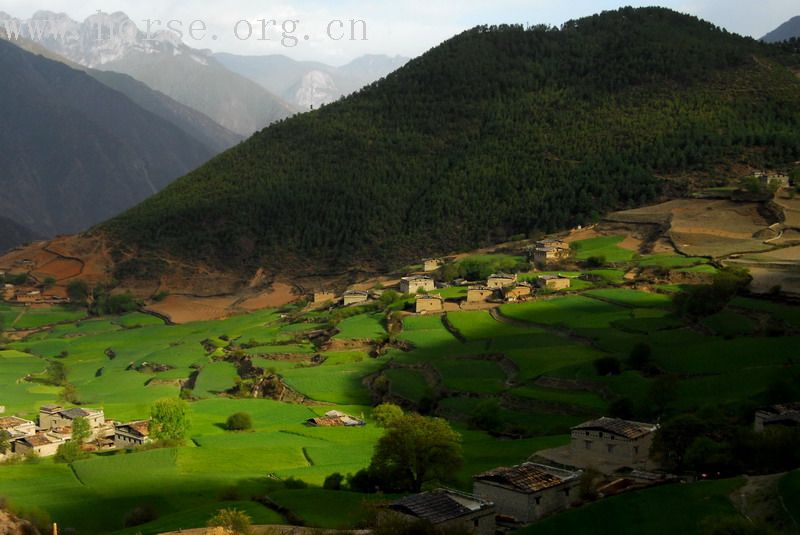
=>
[1,175,800,535]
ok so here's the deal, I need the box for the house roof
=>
[489,272,516,279]
[538,275,568,281]
[389,490,491,524]
[572,417,657,439]
[21,433,57,447]
[0,416,33,429]
[40,404,62,412]
[416,294,443,301]
[474,463,579,493]
[468,285,493,291]
[60,408,91,420]
[765,402,800,414]
[343,290,369,297]
[119,420,150,437]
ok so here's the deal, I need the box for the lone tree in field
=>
[0,430,10,454]
[225,412,252,431]
[150,398,190,444]
[369,413,462,492]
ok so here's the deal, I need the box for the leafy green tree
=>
[650,414,707,470]
[323,472,345,490]
[370,413,462,492]
[71,416,91,443]
[67,280,90,304]
[372,403,404,428]
[149,398,190,444]
[225,412,252,431]
[54,440,87,464]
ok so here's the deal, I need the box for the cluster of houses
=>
[385,403,800,532]
[312,243,576,315]
[0,405,151,460]
[384,416,661,532]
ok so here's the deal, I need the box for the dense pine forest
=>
[103,7,800,272]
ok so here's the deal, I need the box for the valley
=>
[1,5,800,535]
[2,190,800,533]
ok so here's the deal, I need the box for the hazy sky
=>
[0,0,796,64]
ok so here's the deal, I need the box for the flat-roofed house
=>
[385,489,495,535]
[467,286,495,303]
[14,432,64,457]
[754,403,800,432]
[400,276,436,294]
[2,284,14,301]
[0,416,36,438]
[570,417,658,470]
[416,294,444,314]
[15,290,42,304]
[39,405,108,439]
[536,275,571,291]
[486,273,517,289]
[423,259,443,272]
[114,420,152,448]
[473,463,581,523]
[313,291,336,304]
[503,283,533,302]
[532,240,571,265]
[342,290,370,306]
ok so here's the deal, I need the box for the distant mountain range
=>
[0,37,214,238]
[103,8,800,274]
[4,33,242,153]
[215,53,410,109]
[762,16,800,43]
[0,11,296,136]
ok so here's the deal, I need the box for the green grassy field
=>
[779,470,800,527]
[519,479,745,535]
[570,236,635,263]
[1,276,798,534]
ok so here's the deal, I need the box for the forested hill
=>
[103,7,800,274]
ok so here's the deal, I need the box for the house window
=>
[564,488,571,497]
[633,446,639,455]
[599,432,603,438]
[584,440,592,450]
[607,444,615,453]
[534,496,542,505]
[473,519,480,527]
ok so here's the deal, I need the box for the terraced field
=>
[2,259,799,534]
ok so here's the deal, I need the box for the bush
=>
[585,255,606,268]
[323,472,345,490]
[593,357,622,376]
[207,508,253,535]
[627,342,652,370]
[225,412,253,431]
[54,441,87,464]
[347,469,379,493]
[123,504,158,528]
[469,399,502,432]
[283,477,308,489]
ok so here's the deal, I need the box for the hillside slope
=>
[103,8,800,274]
[0,38,214,236]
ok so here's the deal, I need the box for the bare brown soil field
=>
[611,199,778,257]
[144,295,240,323]
[237,283,298,310]
[774,195,800,228]
[745,245,800,262]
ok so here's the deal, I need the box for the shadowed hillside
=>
[103,7,800,275]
